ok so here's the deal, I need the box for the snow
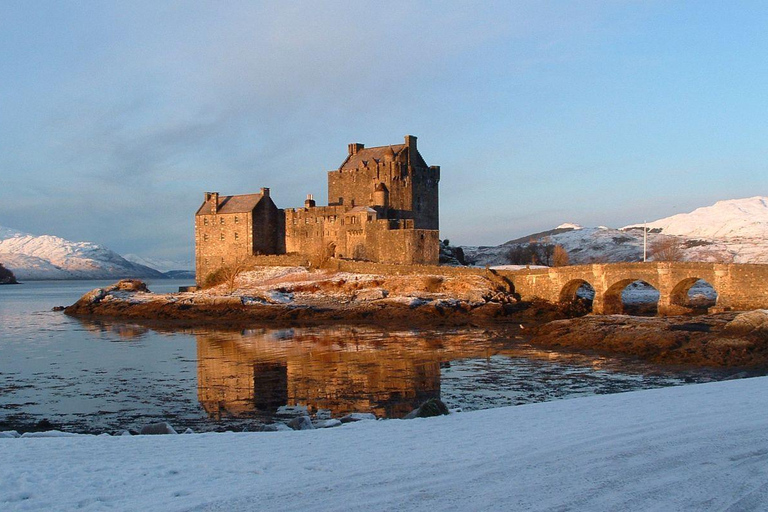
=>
[3,377,768,511]
[625,196,768,240]
[0,225,162,280]
[464,196,768,266]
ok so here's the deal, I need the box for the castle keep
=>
[195,135,440,282]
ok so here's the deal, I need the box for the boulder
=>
[287,416,315,430]
[262,422,293,432]
[404,398,450,419]
[140,422,178,435]
[340,412,377,423]
[355,288,389,301]
[0,430,20,439]
[314,419,342,429]
[112,279,149,292]
[724,310,768,339]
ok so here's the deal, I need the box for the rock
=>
[21,430,81,438]
[287,416,315,430]
[314,419,342,429]
[404,398,450,419]
[183,428,194,434]
[140,422,178,435]
[119,430,132,436]
[0,430,20,438]
[112,279,149,292]
[315,409,332,420]
[51,306,66,312]
[340,412,377,423]
[262,422,293,432]
[724,310,768,338]
[82,288,107,304]
[276,405,308,416]
[354,288,389,301]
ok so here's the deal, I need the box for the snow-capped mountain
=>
[0,226,164,280]
[123,254,193,273]
[464,197,768,267]
[623,196,768,240]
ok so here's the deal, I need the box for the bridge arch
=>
[669,277,718,313]
[559,278,595,302]
[602,279,660,316]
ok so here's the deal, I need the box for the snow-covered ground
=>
[0,226,162,280]
[3,377,768,511]
[465,196,768,266]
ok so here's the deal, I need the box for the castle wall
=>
[195,136,440,283]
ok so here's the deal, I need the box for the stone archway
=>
[669,278,718,313]
[602,279,660,316]
[559,279,595,313]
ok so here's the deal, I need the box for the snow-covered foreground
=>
[3,378,768,511]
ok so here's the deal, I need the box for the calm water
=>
[0,280,739,434]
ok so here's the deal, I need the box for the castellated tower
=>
[195,135,440,284]
[327,135,440,230]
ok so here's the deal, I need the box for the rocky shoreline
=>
[63,271,567,329]
[531,310,768,367]
[61,270,768,368]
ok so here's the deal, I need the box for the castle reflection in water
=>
[196,328,498,420]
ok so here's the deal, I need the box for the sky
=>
[1,1,767,261]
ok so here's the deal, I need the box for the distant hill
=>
[0,262,17,284]
[0,226,164,280]
[463,197,768,267]
[123,254,193,273]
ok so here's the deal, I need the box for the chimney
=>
[305,193,316,208]
[404,135,417,149]
[348,143,364,155]
[207,192,219,214]
[260,187,270,198]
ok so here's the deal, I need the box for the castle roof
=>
[339,144,406,171]
[195,193,265,216]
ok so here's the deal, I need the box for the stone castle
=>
[195,135,440,282]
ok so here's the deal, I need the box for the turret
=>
[305,194,316,208]
[373,182,389,212]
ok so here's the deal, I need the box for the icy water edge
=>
[0,280,746,434]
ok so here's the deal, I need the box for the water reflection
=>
[2,279,740,434]
[196,328,496,420]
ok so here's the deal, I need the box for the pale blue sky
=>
[1,1,766,260]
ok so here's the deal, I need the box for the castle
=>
[195,135,440,282]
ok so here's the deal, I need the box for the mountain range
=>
[463,196,768,267]
[0,227,165,280]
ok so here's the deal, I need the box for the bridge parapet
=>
[495,262,768,316]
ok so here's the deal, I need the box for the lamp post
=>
[643,221,647,262]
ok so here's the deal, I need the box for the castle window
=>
[220,217,225,225]
[234,232,239,240]
[204,218,209,226]
[234,216,239,224]
[220,233,225,240]
[204,258,209,265]
[203,234,209,242]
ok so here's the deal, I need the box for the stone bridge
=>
[495,262,768,315]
